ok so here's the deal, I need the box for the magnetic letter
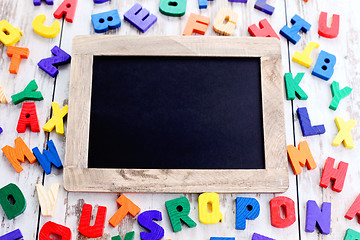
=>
[344,229,360,240]
[159,0,187,17]
[79,203,107,238]
[36,183,60,217]
[312,50,336,81]
[318,12,339,39]
[32,15,60,38]
[7,46,29,74]
[111,231,135,240]
[17,102,40,133]
[198,192,223,224]
[305,200,331,234]
[165,196,197,232]
[248,18,280,39]
[254,0,274,15]
[280,14,311,45]
[124,3,157,33]
[0,183,26,220]
[252,233,275,240]
[2,137,37,173]
[109,194,140,227]
[38,46,71,78]
[332,117,357,149]
[236,197,260,230]
[91,10,121,33]
[284,72,307,100]
[42,102,68,135]
[292,42,320,68]
[270,196,296,228]
[11,80,43,105]
[320,157,348,192]
[287,140,316,175]
[53,0,78,23]
[346,194,360,223]
[0,229,23,240]
[199,0,214,9]
[39,221,71,240]
[34,0,53,5]
[213,8,238,36]
[182,13,210,36]
[297,107,326,136]
[329,81,352,111]
[0,20,23,46]
[137,210,164,240]
[32,140,63,175]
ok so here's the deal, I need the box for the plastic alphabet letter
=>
[0,20,23,46]
[284,72,307,100]
[165,196,197,232]
[36,183,60,217]
[297,107,326,136]
[344,229,360,240]
[94,0,110,3]
[2,137,37,173]
[38,46,71,78]
[213,8,238,36]
[198,192,223,224]
[270,196,296,228]
[39,221,71,240]
[32,14,60,38]
[0,229,23,240]
[159,0,187,17]
[329,81,352,111]
[53,0,78,23]
[287,141,316,175]
[332,117,357,149]
[183,13,210,36]
[33,0,53,5]
[42,102,68,135]
[312,50,336,81]
[236,197,260,230]
[17,102,40,133]
[109,194,140,227]
[254,0,275,15]
[0,183,26,220]
[7,46,29,74]
[252,233,275,240]
[318,12,339,39]
[111,231,135,240]
[198,0,214,9]
[137,210,164,240]
[32,140,63,175]
[11,80,43,105]
[124,3,157,33]
[292,42,320,68]
[305,200,331,234]
[345,194,360,223]
[280,14,311,45]
[79,203,107,238]
[248,18,280,39]
[91,10,121,33]
[320,157,348,192]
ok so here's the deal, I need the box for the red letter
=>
[345,194,360,223]
[53,0,78,23]
[109,194,140,227]
[320,157,348,192]
[7,46,29,74]
[79,203,107,238]
[39,221,71,240]
[318,12,339,39]
[248,18,280,39]
[17,102,40,133]
[270,196,296,228]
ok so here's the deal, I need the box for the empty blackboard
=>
[88,56,264,170]
[64,36,288,193]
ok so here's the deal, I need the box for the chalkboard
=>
[88,56,264,170]
[64,36,288,193]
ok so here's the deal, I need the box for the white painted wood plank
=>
[285,0,360,239]
[0,0,63,238]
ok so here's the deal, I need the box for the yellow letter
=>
[292,42,320,68]
[213,8,238,36]
[198,192,223,224]
[0,20,22,46]
[332,117,357,149]
[43,102,68,135]
[32,14,60,38]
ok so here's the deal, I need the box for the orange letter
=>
[7,46,29,74]
[109,194,140,227]
[287,141,316,175]
[183,13,210,36]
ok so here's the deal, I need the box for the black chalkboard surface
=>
[88,56,265,169]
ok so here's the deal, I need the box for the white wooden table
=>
[0,0,358,239]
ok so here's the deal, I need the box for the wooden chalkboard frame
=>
[64,35,288,193]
